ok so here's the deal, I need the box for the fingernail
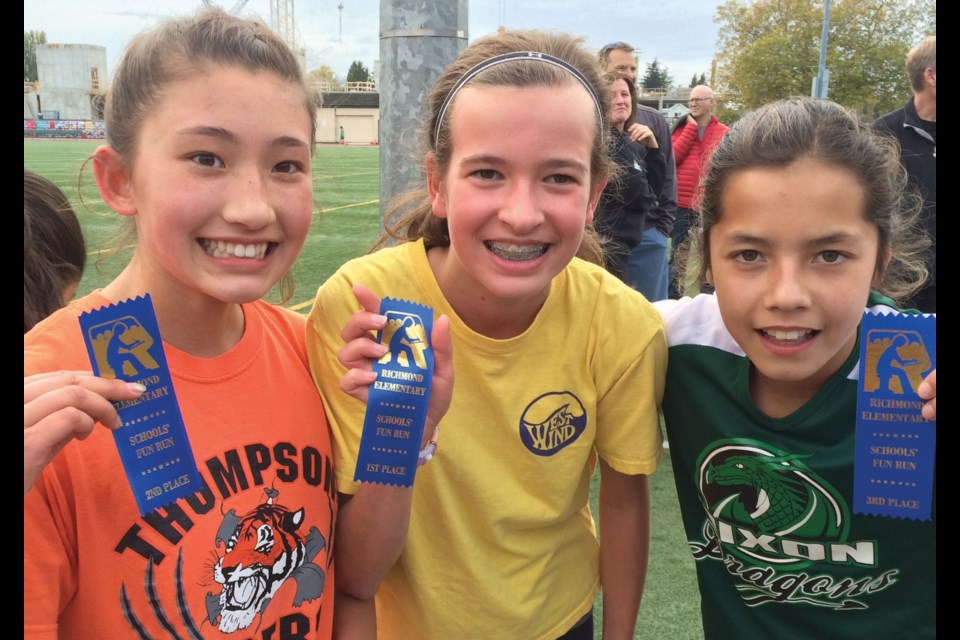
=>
[128,382,147,393]
[917,382,930,398]
[374,314,388,327]
[378,345,389,356]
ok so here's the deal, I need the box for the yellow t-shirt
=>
[307,240,665,639]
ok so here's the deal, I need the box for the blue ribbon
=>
[79,294,203,516]
[853,311,936,520]
[355,298,435,487]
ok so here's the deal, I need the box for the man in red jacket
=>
[670,84,728,298]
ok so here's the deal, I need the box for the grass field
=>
[24,138,703,639]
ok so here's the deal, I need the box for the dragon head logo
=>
[689,440,896,611]
[696,441,850,569]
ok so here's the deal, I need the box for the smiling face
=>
[112,65,314,310]
[688,85,714,122]
[707,158,884,416]
[426,83,604,335]
[609,78,633,130]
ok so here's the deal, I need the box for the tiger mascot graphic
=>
[206,487,327,633]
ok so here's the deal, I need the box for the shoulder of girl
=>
[596,274,662,322]
[655,294,714,326]
[24,294,97,346]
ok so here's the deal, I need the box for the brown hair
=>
[597,41,635,67]
[378,29,613,267]
[98,8,319,302]
[687,97,928,304]
[106,7,317,161]
[24,170,86,332]
[907,36,936,93]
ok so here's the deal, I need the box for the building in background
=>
[318,91,379,145]
[35,43,107,121]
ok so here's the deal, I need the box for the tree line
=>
[24,30,46,82]
[715,0,935,118]
[308,60,372,88]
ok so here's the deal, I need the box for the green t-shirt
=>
[659,293,935,638]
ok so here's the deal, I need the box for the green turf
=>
[631,451,704,638]
[24,138,704,638]
[589,438,703,638]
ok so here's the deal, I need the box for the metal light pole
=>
[379,0,468,227]
[812,0,832,99]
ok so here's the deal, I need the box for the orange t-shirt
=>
[24,292,336,640]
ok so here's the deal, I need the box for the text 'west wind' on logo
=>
[519,392,588,456]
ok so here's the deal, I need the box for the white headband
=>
[432,50,605,146]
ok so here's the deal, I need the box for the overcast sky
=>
[24,0,722,88]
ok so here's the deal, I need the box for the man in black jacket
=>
[875,36,936,312]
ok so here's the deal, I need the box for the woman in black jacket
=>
[595,72,665,283]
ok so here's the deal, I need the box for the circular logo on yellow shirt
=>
[519,392,587,456]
